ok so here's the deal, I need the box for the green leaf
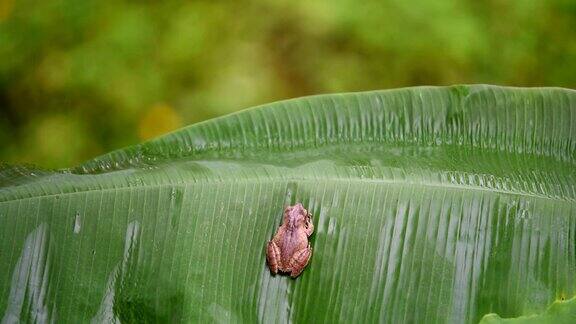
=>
[1,85,575,323]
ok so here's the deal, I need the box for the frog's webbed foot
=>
[267,241,281,274]
[289,244,312,278]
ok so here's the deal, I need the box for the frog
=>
[266,203,314,277]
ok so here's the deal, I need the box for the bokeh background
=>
[1,0,575,169]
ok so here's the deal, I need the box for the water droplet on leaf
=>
[73,212,81,234]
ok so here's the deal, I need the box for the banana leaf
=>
[0,85,575,323]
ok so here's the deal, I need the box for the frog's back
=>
[278,229,303,268]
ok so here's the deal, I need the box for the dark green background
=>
[1,0,575,168]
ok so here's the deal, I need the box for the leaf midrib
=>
[0,173,572,206]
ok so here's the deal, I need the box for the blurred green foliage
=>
[0,0,575,168]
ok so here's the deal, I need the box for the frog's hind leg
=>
[289,244,312,278]
[267,241,281,274]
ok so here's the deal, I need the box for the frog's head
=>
[284,203,308,228]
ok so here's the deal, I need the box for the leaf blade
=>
[0,85,575,323]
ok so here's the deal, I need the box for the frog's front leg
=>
[289,244,312,278]
[305,213,314,236]
[267,240,281,274]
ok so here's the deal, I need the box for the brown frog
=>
[266,203,314,277]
